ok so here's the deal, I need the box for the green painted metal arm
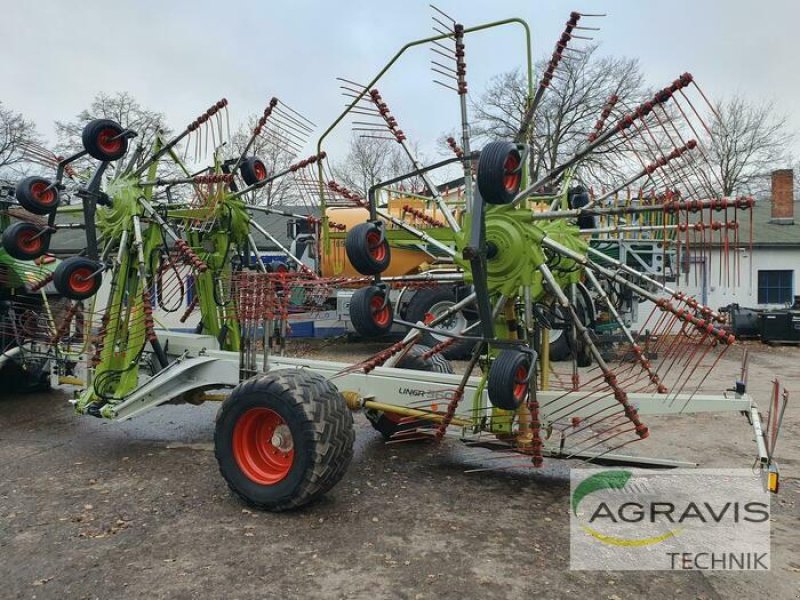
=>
[315,17,533,251]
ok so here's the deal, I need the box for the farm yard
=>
[1,2,799,598]
[1,340,798,599]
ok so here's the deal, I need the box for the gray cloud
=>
[2,0,798,163]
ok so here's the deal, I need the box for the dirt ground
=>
[1,340,798,600]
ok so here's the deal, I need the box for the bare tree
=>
[471,45,645,188]
[706,95,794,197]
[0,102,41,181]
[332,134,425,199]
[54,91,171,173]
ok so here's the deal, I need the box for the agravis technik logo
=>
[570,468,770,570]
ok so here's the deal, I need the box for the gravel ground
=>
[0,340,798,599]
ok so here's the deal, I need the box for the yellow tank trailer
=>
[322,195,459,278]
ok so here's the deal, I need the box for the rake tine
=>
[430,4,456,24]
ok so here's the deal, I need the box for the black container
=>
[724,304,762,338]
[760,310,800,343]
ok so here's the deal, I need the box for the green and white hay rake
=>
[2,9,785,510]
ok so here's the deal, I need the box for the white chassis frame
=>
[98,330,772,472]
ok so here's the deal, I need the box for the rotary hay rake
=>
[0,140,88,390]
[1,9,786,511]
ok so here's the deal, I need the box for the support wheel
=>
[240,157,268,186]
[2,222,50,260]
[404,286,475,360]
[214,369,355,511]
[350,285,394,337]
[365,344,453,440]
[53,257,103,300]
[349,285,392,337]
[345,222,390,275]
[477,141,523,205]
[82,119,128,162]
[14,176,60,214]
[488,349,532,411]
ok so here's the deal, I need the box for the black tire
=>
[214,369,354,511]
[487,349,532,411]
[240,156,268,186]
[0,360,50,394]
[81,119,128,162]
[477,141,523,205]
[14,176,59,215]
[573,337,593,368]
[53,257,103,300]
[565,283,595,367]
[349,286,392,337]
[2,222,50,260]
[365,344,453,440]
[345,222,390,276]
[569,185,596,230]
[546,284,595,365]
[405,286,475,360]
[548,328,571,361]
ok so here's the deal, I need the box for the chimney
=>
[770,169,794,224]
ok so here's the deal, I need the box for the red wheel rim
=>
[232,408,294,485]
[366,230,387,262]
[385,412,403,424]
[253,161,267,181]
[96,127,123,154]
[29,181,56,206]
[512,365,528,401]
[67,267,96,295]
[17,229,43,254]
[370,294,391,327]
[503,153,521,193]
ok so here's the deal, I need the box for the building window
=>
[757,270,794,304]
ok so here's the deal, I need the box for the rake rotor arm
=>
[582,268,667,392]
[230,97,279,176]
[584,246,724,323]
[369,88,462,232]
[515,11,581,144]
[581,140,698,211]
[542,234,726,327]
[591,263,733,344]
[530,195,740,225]
[544,234,732,343]
[247,205,315,222]
[539,261,650,441]
[510,74,696,209]
[133,99,229,178]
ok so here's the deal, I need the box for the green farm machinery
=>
[0,9,785,510]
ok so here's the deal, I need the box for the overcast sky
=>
[2,0,799,163]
